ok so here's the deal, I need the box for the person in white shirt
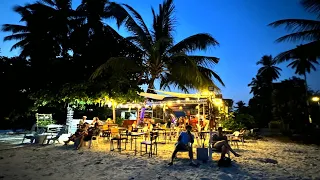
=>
[168,125,197,166]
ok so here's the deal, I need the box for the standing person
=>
[168,125,197,166]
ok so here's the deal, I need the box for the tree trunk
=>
[304,73,311,123]
[147,77,156,94]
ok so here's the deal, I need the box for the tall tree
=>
[256,55,282,82]
[93,0,224,93]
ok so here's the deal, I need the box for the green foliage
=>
[222,117,245,131]
[115,117,125,126]
[268,121,282,129]
[37,119,56,127]
[222,113,256,131]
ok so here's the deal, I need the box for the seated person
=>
[64,124,88,149]
[83,123,101,147]
[91,117,100,125]
[212,127,241,159]
[168,125,197,166]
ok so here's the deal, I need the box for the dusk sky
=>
[0,0,319,103]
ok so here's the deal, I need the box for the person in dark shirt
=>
[212,127,241,159]
[84,123,101,142]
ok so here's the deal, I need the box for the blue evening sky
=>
[0,0,319,103]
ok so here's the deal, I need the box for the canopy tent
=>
[138,92,167,100]
[149,89,214,99]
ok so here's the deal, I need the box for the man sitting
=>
[212,127,241,159]
[168,125,197,166]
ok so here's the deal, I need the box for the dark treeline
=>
[0,0,225,129]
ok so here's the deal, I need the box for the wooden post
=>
[112,101,116,122]
[202,104,205,120]
[197,103,200,125]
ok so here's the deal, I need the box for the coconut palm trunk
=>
[304,73,311,123]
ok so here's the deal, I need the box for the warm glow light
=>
[179,106,183,110]
[167,102,173,106]
[196,105,199,109]
[214,98,223,106]
[185,98,190,101]
[201,90,211,96]
[165,107,169,109]
[160,104,164,107]
[312,97,320,102]
[176,100,181,103]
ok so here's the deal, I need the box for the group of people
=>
[169,126,241,166]
[65,117,101,150]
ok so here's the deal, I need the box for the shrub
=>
[268,121,282,129]
[221,113,256,131]
[37,119,56,127]
[115,117,124,126]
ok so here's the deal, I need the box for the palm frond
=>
[4,33,29,41]
[10,39,29,51]
[106,2,151,51]
[197,66,225,87]
[301,0,320,18]
[275,30,320,43]
[188,55,219,67]
[1,24,29,33]
[275,42,320,63]
[152,0,176,41]
[122,4,151,40]
[268,19,320,33]
[38,0,55,6]
[169,33,219,53]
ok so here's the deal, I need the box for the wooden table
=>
[129,132,144,155]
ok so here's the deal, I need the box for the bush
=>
[268,121,282,129]
[38,119,56,127]
[221,113,256,131]
[115,117,124,126]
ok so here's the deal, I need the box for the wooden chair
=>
[140,132,158,157]
[110,128,128,152]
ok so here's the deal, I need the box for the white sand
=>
[0,138,319,180]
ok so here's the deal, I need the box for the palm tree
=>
[276,45,318,90]
[92,0,224,93]
[248,75,265,96]
[268,0,320,59]
[256,55,282,82]
[2,1,73,61]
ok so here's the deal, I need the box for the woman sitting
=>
[64,123,88,146]
[83,123,101,143]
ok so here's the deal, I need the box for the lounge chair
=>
[46,127,66,145]
[21,124,46,143]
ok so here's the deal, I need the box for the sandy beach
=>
[0,138,320,180]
